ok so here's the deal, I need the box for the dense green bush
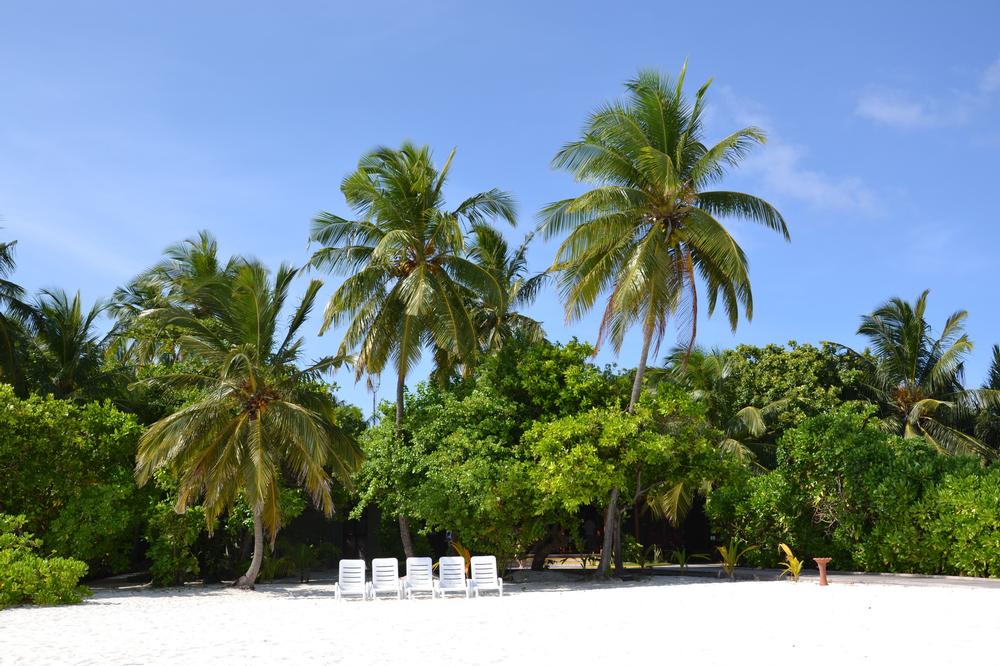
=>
[707,404,998,576]
[0,385,148,575]
[0,514,90,608]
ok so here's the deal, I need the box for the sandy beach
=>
[2,572,998,665]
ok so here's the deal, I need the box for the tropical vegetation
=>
[2,64,999,609]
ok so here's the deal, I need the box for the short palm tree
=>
[30,289,108,398]
[540,65,788,575]
[135,261,362,588]
[835,290,999,459]
[308,143,515,557]
[467,226,548,354]
[0,239,30,391]
[110,231,241,365]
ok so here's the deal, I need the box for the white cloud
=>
[856,55,1000,129]
[982,56,1000,92]
[742,143,881,215]
[855,88,972,129]
[715,87,880,215]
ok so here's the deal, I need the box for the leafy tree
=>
[540,65,788,574]
[659,342,867,465]
[134,261,362,588]
[0,384,147,574]
[706,404,984,572]
[834,290,999,459]
[308,143,515,556]
[0,514,90,609]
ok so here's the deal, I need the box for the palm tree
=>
[467,226,548,353]
[431,227,548,382]
[975,345,1000,453]
[30,289,108,398]
[109,231,242,365]
[308,143,515,556]
[835,290,998,459]
[0,239,30,392]
[540,65,788,575]
[135,261,362,588]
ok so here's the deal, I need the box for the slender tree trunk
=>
[628,320,655,413]
[234,505,264,589]
[395,368,415,559]
[598,322,655,578]
[597,487,619,576]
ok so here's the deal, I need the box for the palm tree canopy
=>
[465,225,548,353]
[135,261,362,538]
[30,288,108,397]
[836,290,999,459]
[540,64,789,356]
[309,143,517,382]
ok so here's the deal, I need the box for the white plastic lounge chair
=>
[403,557,435,599]
[469,555,503,597]
[434,556,469,598]
[368,558,402,600]
[334,559,367,601]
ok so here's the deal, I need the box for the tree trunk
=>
[628,319,655,414]
[395,369,415,558]
[234,505,264,589]
[597,487,619,576]
[530,524,564,571]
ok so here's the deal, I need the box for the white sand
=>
[2,573,998,665]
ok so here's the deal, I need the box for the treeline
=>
[2,65,999,607]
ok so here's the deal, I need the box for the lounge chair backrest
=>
[406,557,434,589]
[438,556,467,589]
[470,555,499,587]
[370,558,399,590]
[338,559,366,593]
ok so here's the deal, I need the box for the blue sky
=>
[2,1,999,413]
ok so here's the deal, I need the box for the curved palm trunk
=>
[396,368,416,559]
[598,321,654,576]
[235,505,264,589]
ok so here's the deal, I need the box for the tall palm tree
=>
[135,261,362,588]
[0,239,30,391]
[308,143,515,557]
[540,65,788,575]
[835,290,998,459]
[30,289,108,398]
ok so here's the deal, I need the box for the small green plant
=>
[646,544,664,567]
[671,547,710,572]
[622,535,644,566]
[717,538,758,579]
[777,543,803,581]
[0,514,90,609]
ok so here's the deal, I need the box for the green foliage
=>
[0,385,147,574]
[0,514,90,608]
[717,538,757,579]
[707,404,998,576]
[777,543,803,581]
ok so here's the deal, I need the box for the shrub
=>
[707,404,998,577]
[0,514,89,609]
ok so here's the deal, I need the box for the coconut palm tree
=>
[308,143,515,557]
[540,65,788,574]
[109,231,242,365]
[467,226,547,353]
[975,345,1000,454]
[431,227,548,382]
[835,290,998,459]
[0,239,30,392]
[135,261,362,588]
[30,288,108,398]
